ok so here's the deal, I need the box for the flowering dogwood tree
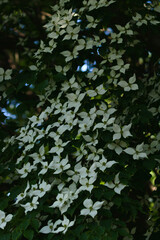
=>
[1,0,160,240]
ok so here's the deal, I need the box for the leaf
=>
[0,233,11,240]
[81,232,89,240]
[74,224,86,235]
[19,218,30,231]
[23,229,34,240]
[118,228,129,236]
[31,219,39,232]
[12,228,22,240]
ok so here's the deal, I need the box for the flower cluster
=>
[1,0,160,239]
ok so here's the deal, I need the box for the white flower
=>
[124,143,147,160]
[54,155,71,174]
[83,131,98,146]
[73,144,87,162]
[80,199,104,218]
[78,106,97,121]
[96,155,116,172]
[78,120,93,134]
[39,161,49,175]
[50,193,71,214]
[107,140,127,155]
[53,102,68,115]
[96,102,116,116]
[21,196,39,214]
[116,23,133,36]
[0,210,13,229]
[111,32,123,44]
[40,220,54,234]
[87,68,104,80]
[87,84,106,97]
[79,177,95,193]
[62,182,79,200]
[108,70,121,85]
[0,68,12,82]
[61,75,79,91]
[104,173,126,194]
[87,146,103,161]
[63,26,80,40]
[15,181,30,204]
[28,184,38,197]
[113,123,132,141]
[48,27,65,39]
[86,15,99,28]
[112,59,130,74]
[118,74,138,91]
[61,48,79,62]
[29,145,45,164]
[79,163,97,179]
[48,127,65,141]
[67,90,85,111]
[49,139,69,155]
[76,38,95,50]
[67,162,82,183]
[132,13,147,26]
[58,13,75,28]
[54,215,75,234]
[93,114,115,130]
[55,63,71,76]
[16,163,37,178]
[34,180,51,198]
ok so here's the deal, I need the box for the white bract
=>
[87,68,104,80]
[54,156,71,174]
[80,199,104,218]
[63,26,80,40]
[16,162,37,178]
[21,196,39,214]
[86,15,99,28]
[49,139,69,155]
[0,68,12,82]
[15,182,30,204]
[112,59,130,74]
[33,180,51,198]
[87,84,106,97]
[0,210,13,229]
[54,215,75,234]
[61,48,79,62]
[79,177,95,192]
[113,123,132,140]
[96,155,117,172]
[39,220,55,234]
[116,23,133,36]
[124,143,147,160]
[118,74,138,91]
[104,173,126,194]
[93,114,115,130]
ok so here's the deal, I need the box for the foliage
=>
[1,0,160,239]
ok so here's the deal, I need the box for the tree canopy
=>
[1,0,160,240]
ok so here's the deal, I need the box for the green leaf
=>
[19,219,30,231]
[0,233,11,240]
[23,229,34,240]
[12,228,22,240]
[108,231,118,240]
[81,232,89,240]
[31,219,39,232]
[74,224,86,235]
[118,228,129,237]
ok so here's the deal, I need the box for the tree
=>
[1,0,160,239]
